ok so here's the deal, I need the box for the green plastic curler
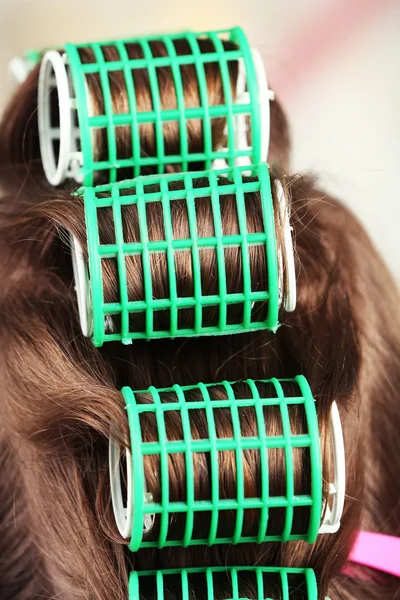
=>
[37,27,273,186]
[128,567,319,600]
[72,163,296,346]
[109,375,326,551]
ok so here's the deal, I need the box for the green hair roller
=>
[109,375,328,551]
[72,163,296,347]
[37,27,273,186]
[128,567,319,600]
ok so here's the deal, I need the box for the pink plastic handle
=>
[348,532,400,578]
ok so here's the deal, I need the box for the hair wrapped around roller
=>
[0,24,399,600]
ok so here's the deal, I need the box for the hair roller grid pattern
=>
[128,567,319,600]
[124,375,322,551]
[84,163,280,346]
[65,27,261,185]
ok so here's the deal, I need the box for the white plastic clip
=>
[109,428,133,539]
[38,50,84,186]
[109,423,154,539]
[212,47,273,171]
[274,180,296,313]
[70,234,117,338]
[8,57,33,85]
[319,401,346,534]
[70,234,93,338]
[246,48,273,164]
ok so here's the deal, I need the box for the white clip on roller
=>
[38,50,84,186]
[212,48,274,171]
[109,424,154,539]
[275,180,296,313]
[319,401,346,534]
[70,234,93,338]
[70,235,117,338]
[8,57,32,85]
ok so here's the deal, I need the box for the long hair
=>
[0,34,399,600]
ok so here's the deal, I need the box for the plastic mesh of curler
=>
[109,375,345,551]
[128,567,319,600]
[71,163,295,346]
[37,27,273,186]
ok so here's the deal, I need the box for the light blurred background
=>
[0,0,399,279]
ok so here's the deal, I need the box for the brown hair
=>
[0,38,290,190]
[0,37,399,600]
[0,170,399,599]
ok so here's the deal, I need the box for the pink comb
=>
[348,532,400,578]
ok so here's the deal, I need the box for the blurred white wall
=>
[0,0,399,279]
